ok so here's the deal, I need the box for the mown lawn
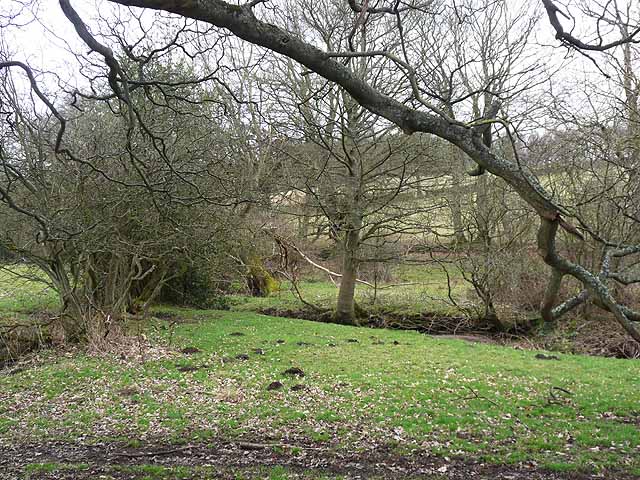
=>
[1,307,639,478]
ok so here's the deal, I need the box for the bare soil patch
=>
[0,438,633,479]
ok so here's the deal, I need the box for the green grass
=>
[0,265,59,316]
[0,260,466,321]
[0,260,467,338]
[25,462,90,475]
[1,308,639,476]
[1,266,638,477]
[228,263,466,317]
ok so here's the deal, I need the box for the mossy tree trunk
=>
[242,253,279,297]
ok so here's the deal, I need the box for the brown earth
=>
[0,438,634,479]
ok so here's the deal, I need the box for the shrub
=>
[159,264,230,309]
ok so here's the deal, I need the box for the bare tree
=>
[102,0,640,341]
[258,0,445,324]
[0,36,238,340]
[2,0,640,341]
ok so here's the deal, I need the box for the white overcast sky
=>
[1,0,636,127]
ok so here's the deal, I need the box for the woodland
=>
[1,0,640,478]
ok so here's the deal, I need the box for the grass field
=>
[1,306,639,479]
[1,265,639,479]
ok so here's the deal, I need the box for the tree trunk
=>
[474,174,492,245]
[334,228,360,325]
[449,198,467,244]
[242,252,279,297]
[60,299,88,342]
[448,146,468,243]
